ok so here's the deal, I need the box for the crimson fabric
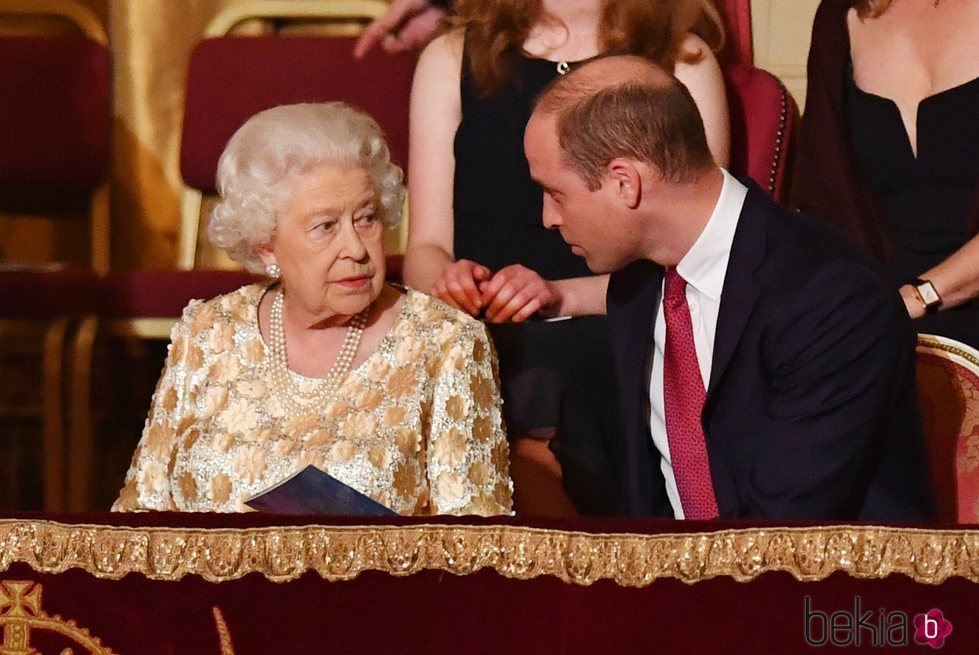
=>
[916,351,961,523]
[180,36,415,193]
[723,62,798,203]
[714,0,754,65]
[101,270,262,318]
[0,36,111,194]
[10,565,978,654]
[1,514,978,654]
[916,351,979,524]
[662,269,718,519]
[0,270,103,319]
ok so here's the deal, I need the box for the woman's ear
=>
[256,243,276,268]
[606,158,643,209]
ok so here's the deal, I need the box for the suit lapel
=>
[607,259,664,515]
[625,263,663,514]
[706,184,768,404]
[628,271,662,386]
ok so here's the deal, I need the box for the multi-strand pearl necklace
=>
[267,288,367,415]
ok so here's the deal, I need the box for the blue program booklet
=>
[244,465,397,516]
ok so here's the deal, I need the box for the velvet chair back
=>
[723,62,799,202]
[916,334,979,524]
[713,0,754,65]
[179,35,415,267]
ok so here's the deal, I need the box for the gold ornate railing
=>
[1,519,978,587]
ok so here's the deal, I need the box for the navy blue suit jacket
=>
[605,182,935,520]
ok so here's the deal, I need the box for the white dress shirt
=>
[648,170,748,518]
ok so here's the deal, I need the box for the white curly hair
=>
[208,102,405,272]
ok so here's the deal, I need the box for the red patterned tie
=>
[662,267,719,519]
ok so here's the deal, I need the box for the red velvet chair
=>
[0,1,111,511]
[915,334,979,523]
[712,1,799,201]
[723,61,798,202]
[714,0,754,65]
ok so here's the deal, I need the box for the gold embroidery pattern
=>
[1,520,978,587]
[0,580,118,654]
[0,580,238,655]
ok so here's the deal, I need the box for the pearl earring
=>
[265,263,281,279]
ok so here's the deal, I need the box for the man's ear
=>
[606,158,643,209]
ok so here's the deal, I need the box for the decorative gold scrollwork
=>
[0,581,237,655]
[0,580,117,654]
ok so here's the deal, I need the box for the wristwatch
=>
[913,278,942,314]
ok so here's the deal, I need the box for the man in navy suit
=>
[524,55,934,520]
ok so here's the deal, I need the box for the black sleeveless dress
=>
[452,47,624,513]
[846,72,979,346]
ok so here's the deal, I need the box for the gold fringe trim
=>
[212,607,236,655]
[1,520,978,587]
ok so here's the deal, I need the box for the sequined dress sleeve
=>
[424,308,513,514]
[112,298,200,511]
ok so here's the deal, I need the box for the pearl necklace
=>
[267,288,367,414]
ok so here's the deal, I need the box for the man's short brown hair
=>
[535,58,715,190]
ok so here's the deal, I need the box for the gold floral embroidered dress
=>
[113,285,513,515]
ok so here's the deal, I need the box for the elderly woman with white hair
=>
[114,102,512,515]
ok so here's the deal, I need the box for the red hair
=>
[450,0,725,96]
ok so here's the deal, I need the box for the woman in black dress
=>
[793,0,979,346]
